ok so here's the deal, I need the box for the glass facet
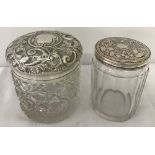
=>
[91,57,149,122]
[12,65,80,123]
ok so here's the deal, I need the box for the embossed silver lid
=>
[6,30,83,77]
[95,37,151,69]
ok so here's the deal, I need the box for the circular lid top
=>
[95,37,151,69]
[6,30,83,75]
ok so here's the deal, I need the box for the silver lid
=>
[95,37,151,69]
[6,30,83,76]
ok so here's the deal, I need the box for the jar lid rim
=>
[95,37,151,69]
[6,30,83,75]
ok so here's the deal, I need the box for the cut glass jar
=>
[6,30,83,123]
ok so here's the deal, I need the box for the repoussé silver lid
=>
[6,30,83,77]
[95,37,151,69]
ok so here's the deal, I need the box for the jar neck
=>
[12,62,80,82]
[92,57,149,78]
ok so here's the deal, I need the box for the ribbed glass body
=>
[91,57,149,122]
[12,64,80,123]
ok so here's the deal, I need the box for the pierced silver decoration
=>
[95,37,151,69]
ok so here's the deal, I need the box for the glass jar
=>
[91,37,151,122]
[6,30,83,123]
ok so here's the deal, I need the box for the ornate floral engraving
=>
[95,37,151,69]
[12,66,80,122]
[6,31,82,74]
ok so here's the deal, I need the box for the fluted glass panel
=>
[91,57,149,122]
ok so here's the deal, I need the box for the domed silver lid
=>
[6,30,83,77]
[95,37,151,69]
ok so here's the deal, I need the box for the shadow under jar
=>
[6,30,83,123]
[91,37,151,122]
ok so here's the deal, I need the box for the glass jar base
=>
[25,112,73,123]
[93,108,136,122]
[20,99,79,124]
[22,107,76,124]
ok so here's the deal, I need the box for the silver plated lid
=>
[6,30,83,76]
[95,37,151,69]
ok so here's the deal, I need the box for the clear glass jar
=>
[11,64,80,123]
[91,37,151,122]
[6,30,83,123]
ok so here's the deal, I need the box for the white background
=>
[1,27,155,127]
[0,0,155,155]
